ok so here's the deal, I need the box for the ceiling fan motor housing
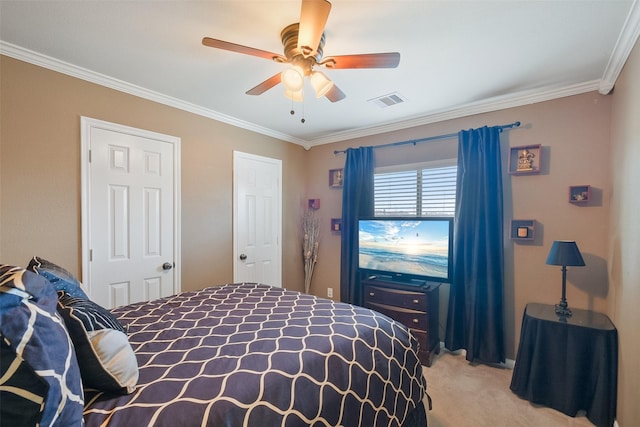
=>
[280,23,325,74]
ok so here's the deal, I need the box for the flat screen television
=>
[358,217,453,284]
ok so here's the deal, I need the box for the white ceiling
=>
[1,1,639,148]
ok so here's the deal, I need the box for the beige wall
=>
[0,56,307,293]
[306,91,613,361]
[609,36,640,427]
[3,49,637,425]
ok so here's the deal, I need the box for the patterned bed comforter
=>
[83,283,427,427]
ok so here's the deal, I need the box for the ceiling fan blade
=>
[298,0,331,58]
[325,84,346,102]
[202,37,286,62]
[322,52,401,69]
[246,73,282,96]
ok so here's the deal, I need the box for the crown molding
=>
[0,40,616,149]
[306,80,602,147]
[599,0,640,94]
[0,41,306,146]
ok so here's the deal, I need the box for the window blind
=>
[374,165,457,217]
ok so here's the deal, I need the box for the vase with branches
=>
[301,209,320,294]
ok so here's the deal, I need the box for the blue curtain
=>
[339,147,374,305]
[445,126,505,364]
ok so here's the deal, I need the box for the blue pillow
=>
[27,256,89,299]
[0,339,49,427]
[0,264,84,426]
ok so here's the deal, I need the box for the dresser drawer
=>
[367,302,428,330]
[360,278,441,367]
[364,285,428,311]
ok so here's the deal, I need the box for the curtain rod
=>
[333,121,521,155]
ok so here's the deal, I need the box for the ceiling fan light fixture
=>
[310,71,334,98]
[284,89,304,102]
[202,0,400,103]
[281,65,305,91]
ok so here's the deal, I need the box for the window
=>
[374,161,457,217]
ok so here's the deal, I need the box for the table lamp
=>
[546,240,585,317]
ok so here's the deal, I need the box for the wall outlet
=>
[327,288,333,298]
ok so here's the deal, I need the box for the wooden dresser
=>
[362,277,441,366]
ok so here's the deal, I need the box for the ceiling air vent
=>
[368,92,407,108]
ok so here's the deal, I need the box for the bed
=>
[1,262,427,427]
[84,283,427,426]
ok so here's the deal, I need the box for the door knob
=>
[239,254,247,261]
[162,262,173,271]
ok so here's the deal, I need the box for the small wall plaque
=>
[509,145,542,175]
[329,169,344,188]
[569,185,590,203]
[511,219,536,241]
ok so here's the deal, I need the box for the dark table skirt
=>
[510,303,618,427]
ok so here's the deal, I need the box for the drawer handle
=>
[412,318,420,324]
[369,292,375,297]
[412,299,419,304]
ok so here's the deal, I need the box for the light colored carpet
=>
[423,350,594,427]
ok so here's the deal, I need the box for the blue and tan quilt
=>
[83,283,427,426]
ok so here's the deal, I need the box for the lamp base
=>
[555,303,572,318]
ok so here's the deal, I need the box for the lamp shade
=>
[284,89,304,102]
[546,240,585,266]
[310,71,334,98]
[281,65,305,91]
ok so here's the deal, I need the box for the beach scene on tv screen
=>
[359,220,450,279]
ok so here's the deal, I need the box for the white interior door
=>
[81,117,181,308]
[233,151,282,286]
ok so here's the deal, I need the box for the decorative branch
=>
[301,209,320,294]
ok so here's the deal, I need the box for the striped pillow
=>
[57,292,138,393]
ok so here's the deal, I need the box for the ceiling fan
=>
[202,0,400,103]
